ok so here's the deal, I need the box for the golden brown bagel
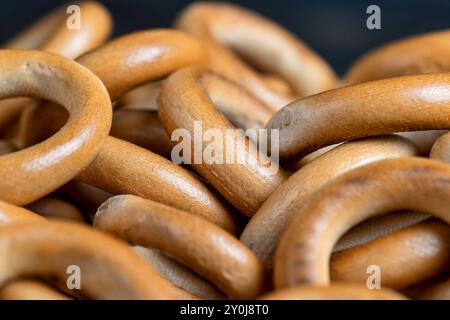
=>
[176,2,337,110]
[241,135,418,268]
[0,221,178,299]
[267,73,450,160]
[346,29,450,155]
[347,29,450,84]
[94,195,265,299]
[159,67,288,216]
[275,157,450,288]
[0,50,111,205]
[260,283,406,300]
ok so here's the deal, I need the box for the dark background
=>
[1,0,449,75]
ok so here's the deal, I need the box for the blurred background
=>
[1,0,449,75]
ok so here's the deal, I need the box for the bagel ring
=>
[0,49,112,205]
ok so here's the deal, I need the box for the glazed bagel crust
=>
[95,195,265,299]
[158,67,288,216]
[0,221,177,299]
[240,135,418,268]
[267,73,450,160]
[176,2,337,110]
[275,157,450,288]
[347,29,450,84]
[0,50,112,205]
